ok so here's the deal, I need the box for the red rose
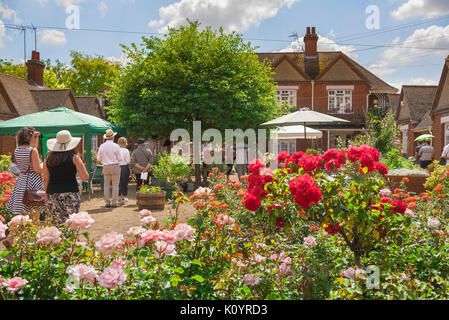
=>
[275,217,285,228]
[392,200,407,214]
[297,153,323,172]
[276,151,290,163]
[248,158,265,174]
[375,162,389,176]
[244,192,261,211]
[325,222,341,235]
[289,174,322,208]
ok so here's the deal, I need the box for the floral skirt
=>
[46,192,80,227]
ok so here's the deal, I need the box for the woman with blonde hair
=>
[118,137,131,205]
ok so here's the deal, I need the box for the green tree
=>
[63,51,120,96]
[107,20,278,139]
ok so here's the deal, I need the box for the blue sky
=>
[1,0,449,90]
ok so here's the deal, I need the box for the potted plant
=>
[136,185,166,210]
[385,168,430,194]
[151,152,192,200]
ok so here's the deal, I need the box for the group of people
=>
[414,139,449,168]
[4,127,154,234]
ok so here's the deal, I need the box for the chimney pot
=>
[306,27,310,35]
[31,50,40,61]
[311,27,316,34]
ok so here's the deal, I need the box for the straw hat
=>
[47,130,81,152]
[104,129,117,140]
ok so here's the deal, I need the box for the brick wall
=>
[433,112,449,159]
[0,136,16,155]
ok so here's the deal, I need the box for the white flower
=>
[427,217,441,229]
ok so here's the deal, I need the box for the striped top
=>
[6,146,46,214]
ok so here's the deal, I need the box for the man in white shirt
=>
[442,143,449,166]
[418,140,434,169]
[97,129,123,208]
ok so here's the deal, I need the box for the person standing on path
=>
[414,141,422,165]
[118,137,131,205]
[132,139,153,191]
[418,140,434,169]
[43,130,89,226]
[442,142,449,166]
[97,129,123,208]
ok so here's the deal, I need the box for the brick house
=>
[395,85,438,158]
[431,56,449,160]
[257,27,398,153]
[0,51,106,155]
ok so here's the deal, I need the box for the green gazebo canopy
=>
[0,107,126,189]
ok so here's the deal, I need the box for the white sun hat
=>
[47,130,81,152]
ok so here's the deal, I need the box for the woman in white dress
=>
[118,137,131,205]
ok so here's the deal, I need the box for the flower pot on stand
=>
[136,191,166,210]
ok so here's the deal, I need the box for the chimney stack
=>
[303,26,319,79]
[304,26,318,57]
[26,50,45,87]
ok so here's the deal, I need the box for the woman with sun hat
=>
[43,130,89,226]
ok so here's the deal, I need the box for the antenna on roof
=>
[31,23,37,52]
[288,31,304,52]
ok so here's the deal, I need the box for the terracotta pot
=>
[136,191,166,210]
[384,174,429,194]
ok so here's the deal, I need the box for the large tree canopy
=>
[107,20,279,138]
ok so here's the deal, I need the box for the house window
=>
[328,90,352,114]
[445,123,449,146]
[279,140,296,154]
[276,89,297,108]
[402,130,408,155]
[91,135,98,152]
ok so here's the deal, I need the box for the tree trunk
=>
[194,164,202,187]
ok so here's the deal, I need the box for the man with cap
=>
[132,138,153,191]
[97,129,123,208]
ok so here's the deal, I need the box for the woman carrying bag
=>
[6,127,46,225]
[43,130,89,227]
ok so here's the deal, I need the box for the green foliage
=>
[107,20,279,138]
[352,110,400,156]
[139,185,162,193]
[0,155,12,172]
[380,148,415,170]
[152,152,192,186]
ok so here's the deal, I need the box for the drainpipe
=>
[311,80,315,110]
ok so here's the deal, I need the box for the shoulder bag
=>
[22,149,46,207]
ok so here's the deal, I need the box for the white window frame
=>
[401,130,408,155]
[328,89,352,114]
[91,135,98,152]
[276,86,297,108]
[445,123,449,147]
[279,140,296,154]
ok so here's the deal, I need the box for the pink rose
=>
[160,230,179,244]
[140,215,156,226]
[243,273,260,286]
[113,259,127,267]
[303,235,317,247]
[97,265,127,290]
[127,226,146,237]
[379,189,391,196]
[36,227,62,245]
[139,209,152,218]
[140,230,164,245]
[251,254,266,264]
[8,215,32,230]
[283,257,292,265]
[154,241,176,258]
[194,187,211,199]
[405,209,415,217]
[341,267,365,279]
[427,217,441,229]
[174,223,196,242]
[67,264,98,283]
[0,222,7,239]
[214,214,235,227]
[95,232,124,255]
[269,254,278,262]
[3,277,28,292]
[67,211,95,231]
[279,263,293,276]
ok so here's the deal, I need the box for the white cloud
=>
[98,1,107,17]
[39,29,67,45]
[327,29,336,39]
[56,0,84,7]
[391,0,449,20]
[279,34,358,59]
[0,2,23,24]
[369,24,449,76]
[408,77,438,85]
[0,20,5,48]
[106,53,130,66]
[148,0,300,33]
